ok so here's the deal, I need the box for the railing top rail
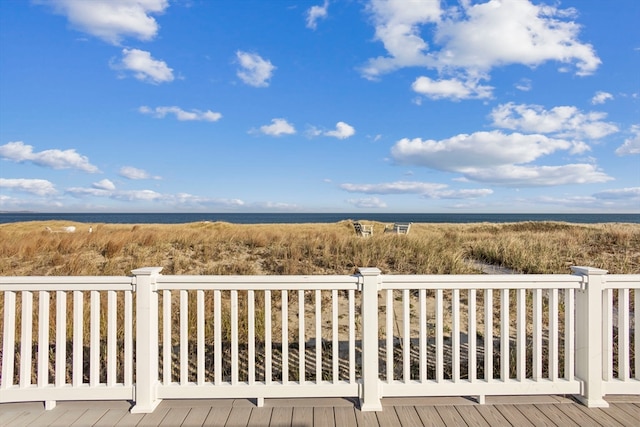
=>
[603,275,640,289]
[380,274,583,290]
[0,276,132,291]
[156,274,361,291]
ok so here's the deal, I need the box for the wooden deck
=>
[1,395,638,426]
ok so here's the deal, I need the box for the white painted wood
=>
[0,291,16,390]
[468,289,476,383]
[180,290,188,385]
[55,291,66,388]
[231,290,239,385]
[72,290,83,388]
[403,289,410,383]
[38,291,50,388]
[484,289,493,381]
[315,290,322,382]
[90,290,100,387]
[348,289,355,384]
[282,290,288,384]
[516,289,525,381]
[603,288,613,381]
[386,289,393,383]
[358,267,382,411]
[549,289,558,381]
[564,289,574,382]
[248,289,256,385]
[197,290,205,385]
[107,291,117,387]
[618,289,629,380]
[572,266,609,407]
[500,289,509,381]
[533,289,542,381]
[163,290,171,385]
[265,290,272,385]
[214,290,222,385]
[20,291,33,388]
[130,266,162,413]
[124,290,133,388]
[298,290,305,383]
[452,289,460,382]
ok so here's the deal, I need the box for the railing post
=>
[130,267,163,413]
[358,267,382,411]
[572,266,609,408]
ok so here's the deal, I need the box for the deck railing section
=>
[375,274,584,403]
[0,276,134,410]
[600,272,639,395]
[1,266,638,413]
[142,271,362,413]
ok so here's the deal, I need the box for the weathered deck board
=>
[181,407,212,427]
[246,407,272,427]
[455,405,491,427]
[268,407,292,427]
[1,396,638,427]
[414,406,447,427]
[333,406,358,427]
[493,404,536,426]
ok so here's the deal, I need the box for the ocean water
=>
[1,212,638,224]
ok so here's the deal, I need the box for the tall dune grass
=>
[1,220,638,276]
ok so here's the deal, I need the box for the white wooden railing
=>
[1,266,638,412]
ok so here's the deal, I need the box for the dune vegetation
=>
[1,220,638,276]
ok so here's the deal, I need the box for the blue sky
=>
[0,0,638,213]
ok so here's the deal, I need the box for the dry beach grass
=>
[1,220,639,276]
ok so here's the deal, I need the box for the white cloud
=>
[0,178,57,196]
[362,0,600,81]
[490,103,619,140]
[236,51,276,87]
[259,118,296,136]
[306,1,329,30]
[463,164,612,186]
[114,48,174,84]
[341,181,447,194]
[432,188,494,199]
[172,194,245,208]
[139,106,222,122]
[615,125,640,156]
[391,131,578,171]
[112,189,163,201]
[0,141,100,173]
[593,187,640,201]
[433,0,600,76]
[43,0,168,45]
[340,180,492,199]
[412,75,493,100]
[389,131,614,187]
[66,184,246,208]
[515,78,532,92]
[346,197,387,208]
[324,122,356,139]
[119,166,160,180]
[591,91,614,105]
[361,0,441,79]
[93,179,116,191]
